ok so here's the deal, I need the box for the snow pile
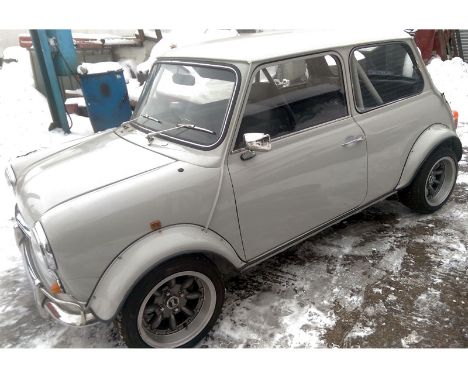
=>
[77,62,122,75]
[0,46,92,272]
[136,29,239,76]
[126,78,144,105]
[78,59,137,84]
[1,46,34,88]
[72,30,241,106]
[65,97,86,108]
[129,30,239,105]
[118,59,137,83]
[427,57,468,123]
[136,38,176,75]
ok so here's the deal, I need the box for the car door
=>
[227,53,368,261]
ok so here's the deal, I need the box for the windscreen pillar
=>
[29,29,71,134]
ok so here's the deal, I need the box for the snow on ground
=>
[0,49,467,348]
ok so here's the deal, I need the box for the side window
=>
[351,43,424,112]
[235,54,348,149]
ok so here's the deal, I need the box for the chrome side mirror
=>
[241,133,271,161]
[244,133,271,152]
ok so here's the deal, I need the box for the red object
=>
[65,103,78,114]
[414,29,457,63]
[50,282,63,295]
[415,30,437,63]
[18,34,33,48]
[19,34,140,50]
[453,110,459,129]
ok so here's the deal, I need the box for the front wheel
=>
[116,256,225,348]
[399,146,458,213]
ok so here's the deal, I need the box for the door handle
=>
[342,136,366,147]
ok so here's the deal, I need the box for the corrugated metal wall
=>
[460,30,468,62]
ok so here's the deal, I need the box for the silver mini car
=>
[6,31,462,348]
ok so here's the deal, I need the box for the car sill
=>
[240,191,396,271]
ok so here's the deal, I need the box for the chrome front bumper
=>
[14,215,97,327]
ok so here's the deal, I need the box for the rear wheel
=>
[116,256,224,348]
[399,146,458,213]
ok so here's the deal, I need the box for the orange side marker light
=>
[50,282,62,295]
[453,110,459,129]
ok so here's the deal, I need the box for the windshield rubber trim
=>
[133,59,241,151]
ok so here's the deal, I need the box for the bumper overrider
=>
[13,207,97,327]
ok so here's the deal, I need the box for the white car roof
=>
[161,30,412,64]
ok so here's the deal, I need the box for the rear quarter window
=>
[351,42,424,112]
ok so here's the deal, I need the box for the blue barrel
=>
[80,69,132,132]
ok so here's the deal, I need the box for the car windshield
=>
[134,63,237,148]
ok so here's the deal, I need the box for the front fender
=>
[88,224,245,321]
[396,124,462,190]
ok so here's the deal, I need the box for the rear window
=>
[351,43,424,112]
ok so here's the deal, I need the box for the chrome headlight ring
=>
[32,222,57,270]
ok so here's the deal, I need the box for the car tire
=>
[398,146,458,214]
[116,255,225,348]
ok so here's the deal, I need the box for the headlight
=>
[32,222,57,270]
[4,164,16,188]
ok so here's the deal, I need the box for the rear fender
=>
[396,124,462,190]
[88,224,245,321]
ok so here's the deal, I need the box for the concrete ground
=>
[1,145,467,347]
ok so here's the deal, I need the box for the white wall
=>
[0,30,27,56]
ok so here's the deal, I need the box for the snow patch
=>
[77,62,122,75]
[377,247,406,274]
[127,78,144,104]
[202,290,335,348]
[364,301,387,317]
[387,294,397,302]
[457,172,468,185]
[414,288,445,316]
[401,330,423,348]
[65,97,86,108]
[346,323,375,340]
[338,292,364,312]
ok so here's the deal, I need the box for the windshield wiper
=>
[146,123,216,143]
[141,114,162,124]
[121,114,162,129]
[175,123,216,135]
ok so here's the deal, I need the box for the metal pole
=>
[29,29,70,134]
[155,29,163,42]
